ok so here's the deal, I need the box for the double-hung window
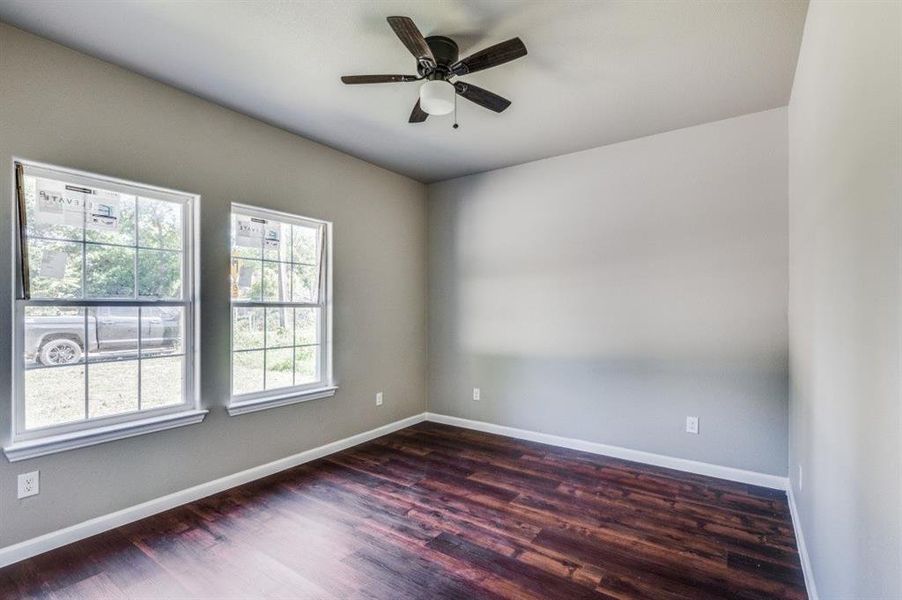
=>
[5,160,204,461]
[228,204,334,415]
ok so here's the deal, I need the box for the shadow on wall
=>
[434,351,789,475]
[451,180,787,369]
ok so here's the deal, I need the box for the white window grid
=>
[11,160,200,443]
[229,203,332,403]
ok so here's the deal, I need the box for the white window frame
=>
[4,159,206,462]
[227,203,335,416]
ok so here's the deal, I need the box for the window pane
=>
[17,166,195,438]
[25,364,85,429]
[291,264,319,303]
[141,356,184,409]
[231,214,262,259]
[231,258,261,301]
[263,262,290,302]
[263,221,290,262]
[88,360,139,418]
[138,197,182,250]
[295,308,319,345]
[233,307,264,350]
[25,176,84,241]
[294,345,319,385]
[266,307,294,348]
[25,306,85,367]
[29,239,83,299]
[292,224,318,265]
[265,348,293,390]
[138,249,182,299]
[229,207,328,404]
[87,307,138,362]
[141,307,184,357]
[233,351,264,395]
[85,194,136,246]
[85,244,135,298]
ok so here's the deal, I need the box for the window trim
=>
[226,386,338,417]
[228,203,335,415]
[3,409,208,462]
[5,158,206,460]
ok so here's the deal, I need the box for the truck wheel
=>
[39,338,83,366]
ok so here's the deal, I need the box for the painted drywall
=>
[0,23,427,547]
[787,1,902,597]
[428,108,790,476]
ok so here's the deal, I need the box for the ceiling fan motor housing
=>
[421,36,459,79]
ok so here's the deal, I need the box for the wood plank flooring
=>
[0,422,807,599]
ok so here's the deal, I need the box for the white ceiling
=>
[0,0,808,183]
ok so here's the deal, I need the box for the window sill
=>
[227,386,338,416]
[3,409,208,462]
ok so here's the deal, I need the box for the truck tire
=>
[38,338,83,366]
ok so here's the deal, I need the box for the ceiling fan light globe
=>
[419,80,455,115]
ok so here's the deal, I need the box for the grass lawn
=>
[24,356,182,429]
[24,346,319,429]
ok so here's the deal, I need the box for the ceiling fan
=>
[341,16,527,124]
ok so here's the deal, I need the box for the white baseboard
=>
[0,413,426,569]
[787,486,819,600]
[424,413,789,491]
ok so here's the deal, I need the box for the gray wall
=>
[428,108,790,476]
[787,1,901,597]
[0,24,427,547]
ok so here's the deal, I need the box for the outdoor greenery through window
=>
[230,204,331,407]
[13,162,197,440]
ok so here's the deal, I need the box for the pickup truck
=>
[25,306,181,366]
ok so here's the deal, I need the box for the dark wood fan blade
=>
[409,99,429,123]
[387,16,435,67]
[451,37,527,75]
[454,82,511,113]
[341,74,419,84]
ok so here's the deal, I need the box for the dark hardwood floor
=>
[0,422,807,599]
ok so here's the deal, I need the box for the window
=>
[228,204,334,415]
[5,160,204,461]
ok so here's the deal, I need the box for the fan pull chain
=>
[453,91,459,129]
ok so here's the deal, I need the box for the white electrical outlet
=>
[375,392,383,406]
[473,387,480,401]
[685,416,699,434]
[17,471,39,499]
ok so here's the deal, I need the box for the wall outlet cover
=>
[17,471,39,499]
[473,387,480,401]
[685,416,699,434]
[376,392,383,406]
